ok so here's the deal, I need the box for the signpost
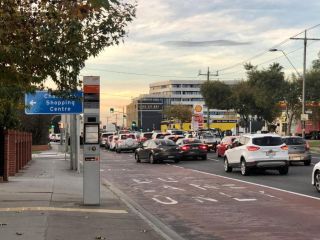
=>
[83,76,100,205]
[25,91,83,115]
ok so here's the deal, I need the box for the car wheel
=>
[149,154,156,164]
[240,159,250,176]
[224,157,232,172]
[135,153,141,163]
[174,158,180,163]
[315,171,320,193]
[304,160,311,166]
[279,166,289,175]
[201,155,207,160]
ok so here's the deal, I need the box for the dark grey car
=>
[282,136,311,165]
[135,139,181,164]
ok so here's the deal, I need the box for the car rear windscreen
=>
[252,137,283,146]
[143,133,153,139]
[282,137,305,145]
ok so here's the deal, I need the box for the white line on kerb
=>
[187,169,320,201]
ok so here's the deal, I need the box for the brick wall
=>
[2,130,32,181]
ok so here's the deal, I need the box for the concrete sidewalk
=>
[0,149,164,240]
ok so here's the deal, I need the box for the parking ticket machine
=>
[83,76,100,205]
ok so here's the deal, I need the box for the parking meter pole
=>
[70,115,74,170]
[76,114,80,173]
[83,76,100,205]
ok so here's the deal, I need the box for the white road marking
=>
[222,184,235,187]
[163,185,186,191]
[208,158,219,162]
[158,177,178,183]
[234,198,257,202]
[152,195,178,205]
[203,184,220,189]
[189,184,207,190]
[133,179,152,184]
[219,192,232,198]
[258,191,282,200]
[144,190,156,193]
[230,186,246,189]
[192,196,218,203]
[189,169,320,201]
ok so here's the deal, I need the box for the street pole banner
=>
[25,91,83,115]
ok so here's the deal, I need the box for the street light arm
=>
[269,49,302,78]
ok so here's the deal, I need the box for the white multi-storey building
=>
[126,79,239,131]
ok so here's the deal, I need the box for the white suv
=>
[224,134,289,176]
[115,133,139,153]
[311,161,320,193]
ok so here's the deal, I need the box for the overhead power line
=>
[217,24,320,73]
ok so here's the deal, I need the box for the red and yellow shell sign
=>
[194,104,203,114]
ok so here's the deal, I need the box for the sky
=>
[79,0,320,125]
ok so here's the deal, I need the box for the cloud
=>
[162,40,253,47]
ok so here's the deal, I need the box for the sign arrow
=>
[29,100,37,106]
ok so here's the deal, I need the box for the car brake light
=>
[198,145,208,150]
[180,145,190,151]
[246,146,260,151]
[281,145,288,150]
[305,142,310,151]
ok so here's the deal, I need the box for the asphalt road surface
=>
[100,149,320,240]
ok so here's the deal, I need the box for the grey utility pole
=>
[199,67,218,129]
[291,30,320,138]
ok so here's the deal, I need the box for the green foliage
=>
[245,63,286,122]
[230,81,257,127]
[0,0,136,128]
[163,105,192,125]
[200,80,232,110]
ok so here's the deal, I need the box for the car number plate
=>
[168,156,175,159]
[192,147,198,150]
[290,156,301,160]
[266,151,276,156]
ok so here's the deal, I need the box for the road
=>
[100,149,320,240]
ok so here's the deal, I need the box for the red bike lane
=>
[101,161,320,240]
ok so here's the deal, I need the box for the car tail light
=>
[198,145,208,150]
[305,142,310,151]
[280,145,288,150]
[180,145,191,151]
[246,146,260,151]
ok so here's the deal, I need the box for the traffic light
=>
[110,108,114,113]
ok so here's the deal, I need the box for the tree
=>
[230,81,257,131]
[163,105,192,129]
[281,77,301,135]
[200,80,231,128]
[0,0,136,129]
[245,62,285,122]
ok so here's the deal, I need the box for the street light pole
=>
[269,48,304,137]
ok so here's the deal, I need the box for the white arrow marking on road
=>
[152,195,178,205]
[29,100,37,106]
[163,185,185,191]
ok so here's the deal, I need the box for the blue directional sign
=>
[25,91,83,115]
